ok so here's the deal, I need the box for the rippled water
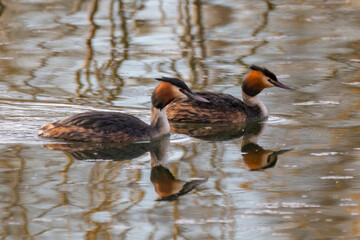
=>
[1,0,360,239]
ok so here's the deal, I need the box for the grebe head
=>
[242,65,293,97]
[152,77,209,109]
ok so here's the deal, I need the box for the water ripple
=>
[90,211,112,223]
[320,176,354,180]
[293,101,339,106]
[342,81,360,87]
[268,116,294,125]
[310,152,343,156]
[175,218,233,225]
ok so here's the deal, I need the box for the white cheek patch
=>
[264,79,275,88]
[175,88,188,99]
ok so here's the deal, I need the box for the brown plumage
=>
[166,65,293,123]
[166,92,262,123]
[38,112,152,142]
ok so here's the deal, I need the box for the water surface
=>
[0,0,360,239]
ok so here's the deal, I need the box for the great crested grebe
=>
[38,77,209,143]
[166,65,293,123]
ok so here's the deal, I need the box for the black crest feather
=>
[155,77,193,93]
[250,65,278,81]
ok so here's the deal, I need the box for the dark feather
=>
[152,90,168,109]
[155,77,193,93]
[250,65,278,81]
[242,82,262,97]
[178,92,246,111]
[39,111,153,142]
[59,111,149,133]
[166,92,262,122]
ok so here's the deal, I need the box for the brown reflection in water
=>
[328,40,360,123]
[84,161,127,240]
[0,3,63,99]
[349,190,360,237]
[235,0,274,70]
[79,159,144,239]
[0,1,5,18]
[33,154,75,238]
[0,146,28,238]
[175,1,238,86]
[74,0,137,104]
[83,0,98,69]
[176,0,209,85]
[172,0,277,87]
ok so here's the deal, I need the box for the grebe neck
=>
[242,91,268,117]
[150,107,170,138]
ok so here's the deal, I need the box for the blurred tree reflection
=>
[74,0,133,104]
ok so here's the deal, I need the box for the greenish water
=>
[0,0,360,239]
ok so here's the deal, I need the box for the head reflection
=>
[241,143,291,171]
[240,121,292,171]
[150,144,208,201]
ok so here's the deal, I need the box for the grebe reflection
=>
[240,121,292,170]
[43,137,207,200]
[169,120,292,170]
[150,142,208,201]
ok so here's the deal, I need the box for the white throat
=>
[150,107,171,138]
[242,91,268,117]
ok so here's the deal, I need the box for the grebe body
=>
[38,78,208,143]
[166,65,293,123]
